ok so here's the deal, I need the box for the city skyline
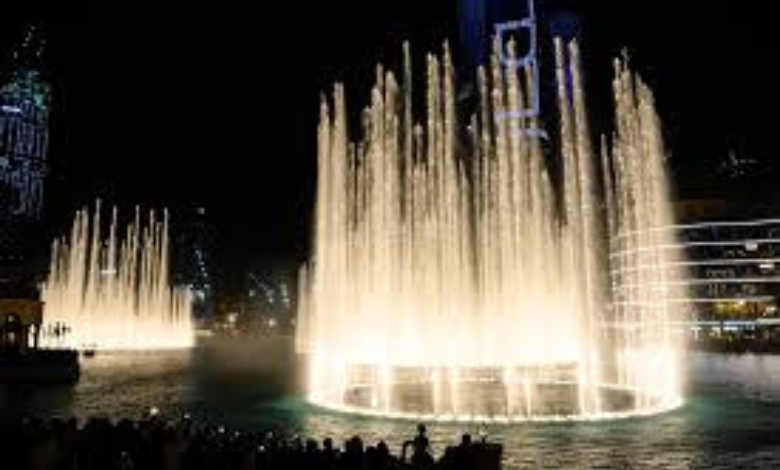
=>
[0,0,774,272]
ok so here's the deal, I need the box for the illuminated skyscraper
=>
[0,26,49,296]
[0,26,49,219]
[172,207,215,323]
[457,0,542,131]
[456,0,583,138]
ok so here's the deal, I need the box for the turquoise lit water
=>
[3,338,780,469]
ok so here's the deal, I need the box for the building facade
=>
[0,26,50,298]
[0,26,49,220]
[618,199,780,324]
[673,201,780,323]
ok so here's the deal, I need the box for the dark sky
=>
[0,0,775,278]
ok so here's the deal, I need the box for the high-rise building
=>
[457,0,583,70]
[172,206,215,323]
[456,0,584,139]
[0,26,49,297]
[457,0,543,135]
[0,25,49,219]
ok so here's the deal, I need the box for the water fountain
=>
[297,39,686,422]
[42,202,194,350]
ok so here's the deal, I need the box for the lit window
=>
[1,105,22,114]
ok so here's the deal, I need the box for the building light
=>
[745,242,758,251]
[1,105,22,114]
[759,262,774,271]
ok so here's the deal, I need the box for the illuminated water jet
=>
[42,203,194,350]
[297,39,686,422]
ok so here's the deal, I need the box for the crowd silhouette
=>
[0,415,502,470]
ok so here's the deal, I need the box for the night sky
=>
[0,0,775,282]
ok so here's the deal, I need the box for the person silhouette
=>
[403,423,434,469]
[453,434,475,470]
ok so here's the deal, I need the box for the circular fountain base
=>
[308,364,682,423]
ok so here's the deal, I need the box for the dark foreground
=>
[4,348,780,469]
[0,350,80,384]
[0,416,502,470]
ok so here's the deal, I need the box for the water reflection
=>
[2,340,780,469]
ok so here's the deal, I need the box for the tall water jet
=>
[297,39,686,422]
[42,203,194,350]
